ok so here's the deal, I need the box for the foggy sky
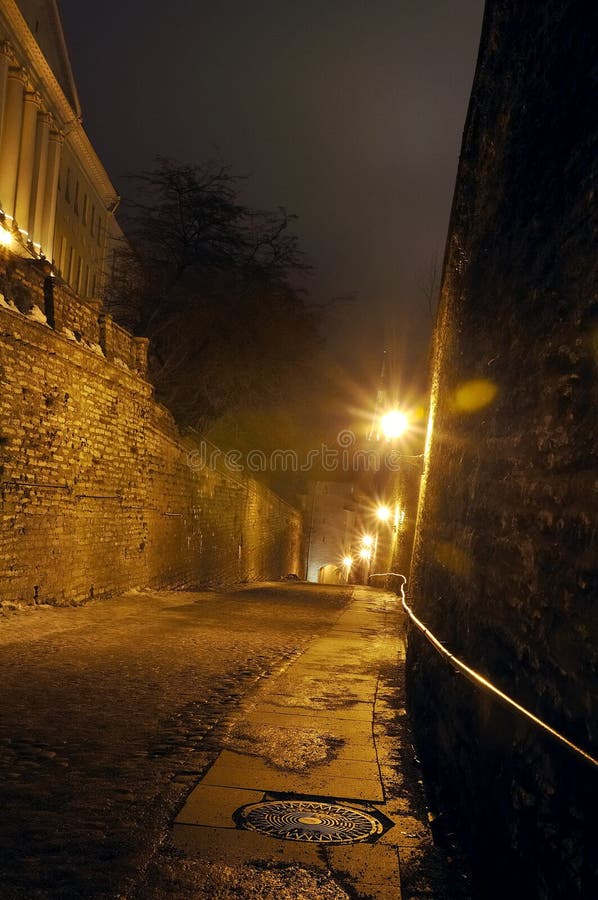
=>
[59,0,484,390]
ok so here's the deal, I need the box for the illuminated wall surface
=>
[0,1,121,299]
[304,481,356,583]
[0,3,302,598]
[408,1,598,897]
[0,253,301,604]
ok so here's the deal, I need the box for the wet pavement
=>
[0,583,468,899]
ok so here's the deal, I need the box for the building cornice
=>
[0,0,119,210]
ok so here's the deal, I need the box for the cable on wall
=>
[368,572,598,769]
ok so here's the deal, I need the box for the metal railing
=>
[368,572,598,768]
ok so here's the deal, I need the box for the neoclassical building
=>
[0,0,121,300]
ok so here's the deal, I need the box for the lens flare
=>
[381,410,409,439]
[0,225,13,248]
[453,379,498,413]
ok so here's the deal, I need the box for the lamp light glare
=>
[359,547,372,560]
[361,534,374,548]
[342,555,353,568]
[381,410,408,439]
[0,225,13,248]
[376,505,391,522]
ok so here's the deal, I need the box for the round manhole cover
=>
[236,799,385,843]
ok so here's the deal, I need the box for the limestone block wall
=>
[407,2,598,898]
[0,255,301,606]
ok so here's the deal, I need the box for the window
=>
[58,236,67,275]
[74,180,79,215]
[67,247,75,283]
[65,168,71,203]
[82,193,88,225]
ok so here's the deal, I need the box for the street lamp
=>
[376,504,391,522]
[341,554,353,584]
[0,224,13,248]
[359,535,376,584]
[380,409,409,439]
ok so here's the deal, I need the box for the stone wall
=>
[407,2,597,898]
[371,464,421,585]
[0,253,301,606]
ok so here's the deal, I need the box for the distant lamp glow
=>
[342,555,353,568]
[361,534,374,548]
[359,547,372,560]
[376,505,391,522]
[0,225,13,248]
[381,410,408,439]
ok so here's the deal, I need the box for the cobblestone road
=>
[0,584,353,899]
[0,583,471,900]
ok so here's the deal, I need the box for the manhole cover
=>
[236,799,385,843]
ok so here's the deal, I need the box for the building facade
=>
[303,480,357,583]
[0,0,121,300]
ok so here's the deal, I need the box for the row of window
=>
[57,235,98,298]
[58,168,103,244]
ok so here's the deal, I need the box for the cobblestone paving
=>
[0,584,351,899]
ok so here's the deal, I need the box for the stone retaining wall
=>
[0,253,301,606]
[407,2,598,897]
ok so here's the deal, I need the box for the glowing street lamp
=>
[380,409,408,439]
[359,547,372,560]
[361,534,374,548]
[342,555,353,569]
[376,504,391,522]
[0,225,13,248]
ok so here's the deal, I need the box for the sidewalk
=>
[171,587,436,900]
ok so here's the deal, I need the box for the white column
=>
[40,130,63,261]
[0,67,26,220]
[14,91,40,236]
[0,43,11,150]
[29,110,51,250]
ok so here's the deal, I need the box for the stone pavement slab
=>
[173,586,405,899]
[201,748,384,801]
[244,697,375,721]
[327,844,402,899]
[175,784,265,828]
[173,822,328,869]
[235,708,375,741]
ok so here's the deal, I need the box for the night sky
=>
[59,0,484,397]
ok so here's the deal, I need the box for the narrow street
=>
[0,584,461,900]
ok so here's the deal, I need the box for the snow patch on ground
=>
[141,859,351,900]
[224,721,343,772]
[84,339,104,356]
[27,304,49,326]
[0,294,19,312]
[62,327,78,341]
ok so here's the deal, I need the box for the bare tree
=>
[110,158,317,432]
